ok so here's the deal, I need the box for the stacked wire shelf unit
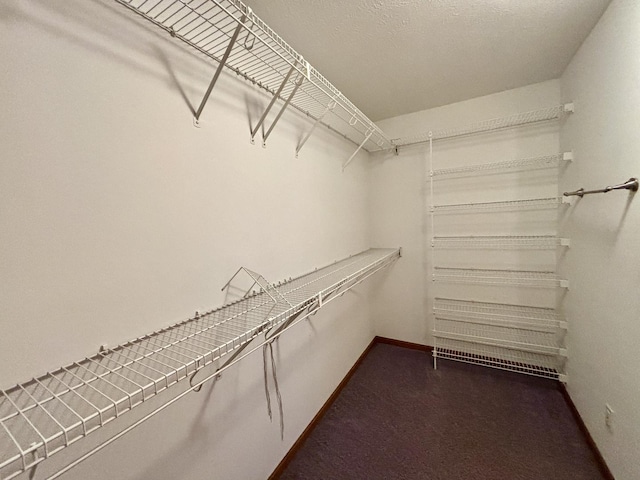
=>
[0,248,400,480]
[406,104,572,380]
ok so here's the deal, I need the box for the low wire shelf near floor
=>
[0,248,400,480]
[433,298,567,380]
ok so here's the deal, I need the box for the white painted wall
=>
[0,1,380,479]
[369,80,561,345]
[559,1,640,478]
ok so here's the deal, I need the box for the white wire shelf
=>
[433,324,565,356]
[433,299,567,357]
[432,196,570,214]
[433,338,564,381]
[433,298,567,332]
[433,267,569,288]
[431,152,572,178]
[114,0,392,152]
[432,235,570,249]
[394,105,572,147]
[0,248,400,480]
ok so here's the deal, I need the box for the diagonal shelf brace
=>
[296,97,338,158]
[251,62,298,143]
[342,129,374,171]
[262,74,305,148]
[194,14,248,125]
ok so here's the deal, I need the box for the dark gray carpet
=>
[277,343,605,480]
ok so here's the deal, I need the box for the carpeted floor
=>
[277,343,606,480]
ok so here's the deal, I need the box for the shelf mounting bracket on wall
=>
[250,61,306,147]
[193,14,248,127]
[261,74,305,148]
[296,97,338,158]
[343,128,374,171]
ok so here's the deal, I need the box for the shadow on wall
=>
[0,0,275,126]
[615,192,635,238]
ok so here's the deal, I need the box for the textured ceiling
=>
[243,0,611,121]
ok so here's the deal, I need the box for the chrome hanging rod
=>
[563,178,638,197]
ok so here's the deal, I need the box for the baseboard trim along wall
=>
[558,384,615,480]
[270,337,611,480]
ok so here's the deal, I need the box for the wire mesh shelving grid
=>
[433,298,567,378]
[433,267,569,288]
[432,235,570,249]
[0,248,400,480]
[433,338,563,380]
[432,197,569,214]
[394,106,571,147]
[433,298,567,331]
[432,153,572,177]
[114,0,392,152]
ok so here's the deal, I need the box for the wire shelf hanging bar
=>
[113,0,393,153]
[432,235,570,249]
[433,267,569,288]
[0,248,400,480]
[394,104,573,147]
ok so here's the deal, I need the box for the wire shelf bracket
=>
[193,13,248,126]
[295,97,337,158]
[0,248,400,480]
[250,62,307,148]
[343,129,374,171]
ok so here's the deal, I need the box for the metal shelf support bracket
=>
[296,97,337,158]
[251,62,299,145]
[262,73,305,148]
[194,15,248,125]
[343,128,374,171]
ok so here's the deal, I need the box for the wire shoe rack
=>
[0,248,400,480]
[113,0,393,155]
